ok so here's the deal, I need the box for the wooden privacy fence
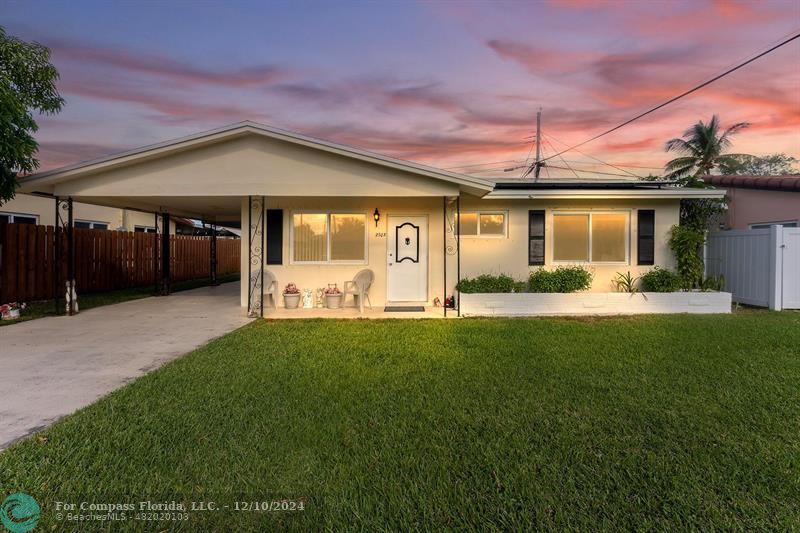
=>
[0,223,240,303]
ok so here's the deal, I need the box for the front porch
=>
[263,305,450,319]
[242,195,464,318]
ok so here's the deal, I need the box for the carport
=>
[19,121,490,317]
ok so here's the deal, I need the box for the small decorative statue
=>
[315,287,325,308]
[302,288,314,309]
[65,280,79,314]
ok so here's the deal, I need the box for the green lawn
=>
[0,272,240,326]
[1,313,798,531]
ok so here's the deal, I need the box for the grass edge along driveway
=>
[1,312,798,531]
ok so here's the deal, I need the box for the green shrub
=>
[528,266,593,293]
[641,267,682,292]
[456,274,521,294]
[699,274,725,292]
[668,225,706,289]
[612,271,640,293]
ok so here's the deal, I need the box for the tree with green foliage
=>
[0,26,64,204]
[717,153,798,176]
[664,115,749,184]
[668,225,707,289]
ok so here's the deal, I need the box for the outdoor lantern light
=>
[373,208,380,227]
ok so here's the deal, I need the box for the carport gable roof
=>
[19,121,493,195]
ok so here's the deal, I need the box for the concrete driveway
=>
[0,282,251,449]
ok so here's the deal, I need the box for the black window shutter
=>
[637,210,655,265]
[528,210,545,266]
[266,209,283,265]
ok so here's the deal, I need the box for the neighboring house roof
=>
[20,120,494,194]
[703,174,800,192]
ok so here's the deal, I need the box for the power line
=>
[544,137,581,179]
[539,140,551,179]
[546,165,640,178]
[458,157,662,170]
[561,160,663,170]
[545,133,642,178]
[444,159,526,170]
[541,30,800,163]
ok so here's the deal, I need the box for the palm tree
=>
[664,115,750,185]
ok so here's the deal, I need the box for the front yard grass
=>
[1,313,798,530]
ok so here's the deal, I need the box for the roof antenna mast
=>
[533,107,542,181]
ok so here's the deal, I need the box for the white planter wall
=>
[459,291,732,316]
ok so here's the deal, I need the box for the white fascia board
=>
[483,188,727,200]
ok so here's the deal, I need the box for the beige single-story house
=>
[17,121,726,316]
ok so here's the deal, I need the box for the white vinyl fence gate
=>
[706,225,800,310]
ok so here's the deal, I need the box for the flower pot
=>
[1,309,20,321]
[325,293,343,309]
[283,293,301,309]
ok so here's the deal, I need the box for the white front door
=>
[387,215,428,302]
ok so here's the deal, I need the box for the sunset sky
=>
[4,0,800,178]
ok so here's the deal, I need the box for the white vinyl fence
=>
[706,225,800,310]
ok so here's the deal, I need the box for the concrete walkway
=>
[0,282,251,449]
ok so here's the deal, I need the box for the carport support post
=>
[53,196,67,315]
[53,197,62,315]
[54,197,76,316]
[209,220,218,285]
[247,196,265,317]
[443,196,447,318]
[66,197,76,316]
[153,212,159,294]
[160,212,171,295]
[456,194,461,317]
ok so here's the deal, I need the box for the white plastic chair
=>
[264,270,278,309]
[343,269,374,314]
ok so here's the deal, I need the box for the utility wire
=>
[560,160,663,170]
[546,165,644,178]
[541,31,800,162]
[539,142,551,179]
[463,157,662,170]
[444,159,525,170]
[545,133,642,178]
[519,132,538,178]
[544,137,581,179]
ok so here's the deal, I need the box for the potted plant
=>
[283,283,301,309]
[324,285,343,309]
[0,302,26,321]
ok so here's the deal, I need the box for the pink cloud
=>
[50,40,293,88]
[37,141,126,169]
[58,77,264,124]
[487,39,593,74]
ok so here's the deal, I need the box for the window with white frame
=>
[135,225,157,233]
[0,212,38,225]
[291,212,367,263]
[553,212,629,263]
[458,211,507,237]
[75,219,109,230]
